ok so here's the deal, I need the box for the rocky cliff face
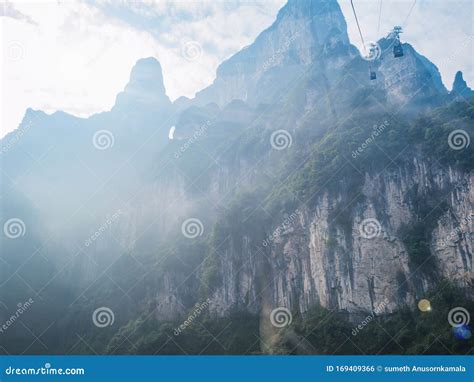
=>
[146,153,472,320]
[374,39,447,107]
[276,159,471,312]
[203,156,472,318]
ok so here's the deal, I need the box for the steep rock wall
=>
[208,157,472,317]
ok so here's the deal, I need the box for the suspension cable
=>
[376,0,383,37]
[403,0,417,28]
[350,0,367,56]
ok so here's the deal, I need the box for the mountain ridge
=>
[3,0,469,137]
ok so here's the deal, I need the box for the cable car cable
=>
[350,0,376,80]
[350,0,367,55]
[403,0,417,28]
[377,0,383,37]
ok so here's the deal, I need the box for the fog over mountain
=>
[0,0,472,355]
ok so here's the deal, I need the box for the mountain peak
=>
[454,70,464,81]
[280,0,342,17]
[194,0,350,107]
[113,57,170,111]
[128,57,164,85]
[453,71,469,91]
[451,70,474,99]
[277,0,349,46]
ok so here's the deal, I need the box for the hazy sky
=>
[2,0,473,138]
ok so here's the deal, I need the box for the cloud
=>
[86,0,285,99]
[0,0,37,25]
[2,1,164,138]
[1,0,284,138]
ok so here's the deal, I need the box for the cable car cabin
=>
[370,71,377,80]
[393,43,404,58]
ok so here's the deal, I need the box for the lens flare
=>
[418,299,431,312]
[453,325,471,340]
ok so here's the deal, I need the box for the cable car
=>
[390,26,404,58]
[370,71,377,80]
[393,42,404,58]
